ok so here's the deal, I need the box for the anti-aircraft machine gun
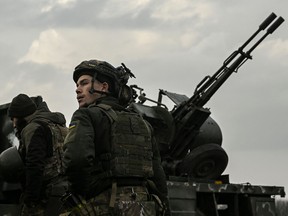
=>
[129,13,286,215]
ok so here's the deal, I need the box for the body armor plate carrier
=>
[97,104,154,178]
[33,118,68,182]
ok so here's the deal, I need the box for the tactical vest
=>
[96,104,154,179]
[32,118,68,182]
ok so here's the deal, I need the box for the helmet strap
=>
[89,72,97,94]
[89,72,110,95]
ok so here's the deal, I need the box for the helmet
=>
[73,60,135,103]
[73,59,117,83]
[0,146,24,183]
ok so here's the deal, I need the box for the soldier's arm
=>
[22,123,50,206]
[63,108,96,194]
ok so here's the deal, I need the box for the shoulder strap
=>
[95,104,118,123]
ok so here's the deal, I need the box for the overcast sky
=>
[0,0,288,196]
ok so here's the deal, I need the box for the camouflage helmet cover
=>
[73,60,117,82]
[73,59,135,96]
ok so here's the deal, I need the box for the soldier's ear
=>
[101,82,109,92]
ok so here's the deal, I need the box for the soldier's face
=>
[11,117,27,139]
[76,74,108,108]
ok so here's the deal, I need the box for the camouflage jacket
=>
[19,101,67,206]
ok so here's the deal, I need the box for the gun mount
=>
[130,12,284,181]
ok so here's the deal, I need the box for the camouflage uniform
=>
[63,96,169,215]
[17,99,68,215]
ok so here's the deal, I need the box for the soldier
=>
[63,59,170,215]
[5,94,68,216]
